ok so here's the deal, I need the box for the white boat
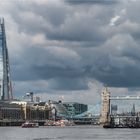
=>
[21,122,39,128]
[45,119,75,126]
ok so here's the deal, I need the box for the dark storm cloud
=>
[65,0,119,5]
[4,0,140,94]
[47,77,88,90]
[91,65,140,87]
[10,44,86,90]
[32,66,83,79]
[9,0,113,44]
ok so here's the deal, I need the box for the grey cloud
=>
[9,1,114,45]
[3,0,140,95]
[47,77,88,90]
[65,0,119,5]
[95,66,140,87]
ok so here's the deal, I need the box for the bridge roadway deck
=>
[110,116,139,118]
[110,96,140,100]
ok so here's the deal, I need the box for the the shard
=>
[0,18,13,100]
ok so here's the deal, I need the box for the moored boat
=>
[45,119,75,127]
[21,122,39,128]
[103,123,140,128]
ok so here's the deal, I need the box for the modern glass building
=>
[0,18,12,100]
[63,102,88,116]
[48,100,69,118]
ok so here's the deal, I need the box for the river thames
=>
[0,125,140,140]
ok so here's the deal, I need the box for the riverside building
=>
[63,102,88,116]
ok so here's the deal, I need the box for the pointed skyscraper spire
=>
[0,18,13,100]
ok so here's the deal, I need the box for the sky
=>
[1,0,140,105]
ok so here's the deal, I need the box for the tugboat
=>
[21,122,39,128]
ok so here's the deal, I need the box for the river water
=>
[0,125,140,140]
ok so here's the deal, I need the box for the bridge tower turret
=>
[100,86,110,124]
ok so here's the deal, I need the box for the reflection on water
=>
[0,125,140,140]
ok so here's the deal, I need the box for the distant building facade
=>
[48,100,69,119]
[0,101,24,120]
[0,101,51,122]
[63,102,88,116]
[111,104,118,115]
[25,102,50,120]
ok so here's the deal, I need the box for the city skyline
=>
[0,0,140,104]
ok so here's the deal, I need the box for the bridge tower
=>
[0,18,13,100]
[100,86,110,124]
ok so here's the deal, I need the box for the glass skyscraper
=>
[0,18,12,100]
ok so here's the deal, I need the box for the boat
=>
[45,119,75,127]
[103,122,140,129]
[55,119,75,126]
[21,122,39,128]
[103,124,127,128]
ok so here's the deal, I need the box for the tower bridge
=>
[110,96,140,100]
[100,87,140,124]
